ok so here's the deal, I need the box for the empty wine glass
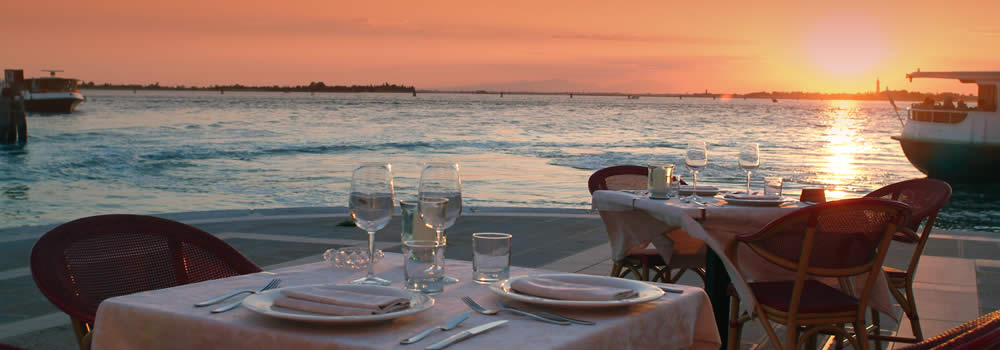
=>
[685,141,708,202]
[738,143,759,194]
[418,162,462,283]
[348,163,395,285]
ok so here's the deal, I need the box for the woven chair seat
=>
[749,280,859,313]
[897,309,1000,350]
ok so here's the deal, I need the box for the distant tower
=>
[876,77,880,93]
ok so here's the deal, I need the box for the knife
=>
[425,320,508,350]
[400,311,471,344]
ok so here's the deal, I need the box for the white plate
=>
[488,274,664,308]
[242,284,434,324]
[723,197,789,206]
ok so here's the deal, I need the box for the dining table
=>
[90,253,721,350]
[592,190,896,349]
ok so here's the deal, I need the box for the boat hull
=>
[24,92,84,113]
[895,136,1000,183]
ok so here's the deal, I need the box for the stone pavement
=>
[0,207,996,349]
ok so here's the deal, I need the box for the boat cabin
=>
[25,77,79,93]
[906,71,1000,125]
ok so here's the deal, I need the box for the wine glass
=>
[418,162,462,283]
[419,197,449,241]
[738,143,759,194]
[684,141,708,202]
[348,163,395,285]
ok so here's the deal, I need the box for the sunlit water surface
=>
[2,91,998,233]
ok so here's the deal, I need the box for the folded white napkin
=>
[273,286,410,316]
[510,277,639,301]
[724,194,781,200]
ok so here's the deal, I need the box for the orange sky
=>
[2,0,997,93]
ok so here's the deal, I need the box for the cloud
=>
[551,33,746,45]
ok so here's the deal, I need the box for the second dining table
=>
[91,253,720,350]
[592,190,897,348]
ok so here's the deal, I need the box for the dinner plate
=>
[722,197,789,207]
[242,284,434,324]
[488,274,665,308]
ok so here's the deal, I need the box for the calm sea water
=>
[2,90,998,232]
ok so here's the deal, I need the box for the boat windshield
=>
[978,84,997,112]
[30,78,78,92]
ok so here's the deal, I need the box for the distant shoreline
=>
[80,86,972,102]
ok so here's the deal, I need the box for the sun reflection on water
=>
[816,100,868,193]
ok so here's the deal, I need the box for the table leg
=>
[706,249,731,350]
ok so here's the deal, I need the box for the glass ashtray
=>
[323,247,384,270]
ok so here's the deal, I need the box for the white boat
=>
[891,71,1000,183]
[23,70,85,113]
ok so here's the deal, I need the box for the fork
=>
[209,279,282,313]
[461,297,570,325]
[195,278,282,307]
[495,300,595,325]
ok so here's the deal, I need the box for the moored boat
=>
[892,71,1000,183]
[23,70,85,113]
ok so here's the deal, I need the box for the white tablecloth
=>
[91,253,721,350]
[592,190,894,318]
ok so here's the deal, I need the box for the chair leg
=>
[727,294,743,350]
[904,283,923,341]
[871,309,882,350]
[756,312,785,350]
[785,321,798,350]
[835,323,844,350]
[71,318,92,350]
[611,262,623,278]
[853,319,870,350]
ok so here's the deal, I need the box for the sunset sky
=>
[3,0,997,94]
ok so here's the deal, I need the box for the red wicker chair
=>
[589,165,706,283]
[897,309,1000,350]
[864,178,952,344]
[30,214,262,350]
[725,198,911,350]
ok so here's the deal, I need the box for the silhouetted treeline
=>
[79,81,416,93]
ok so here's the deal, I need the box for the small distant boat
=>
[23,70,85,113]
[627,95,640,99]
[771,98,778,103]
[891,71,1000,183]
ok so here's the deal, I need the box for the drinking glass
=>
[738,143,759,194]
[403,240,445,295]
[418,162,462,283]
[348,163,395,285]
[764,177,783,196]
[472,233,511,284]
[684,141,708,201]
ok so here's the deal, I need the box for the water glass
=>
[647,164,674,199]
[399,199,438,243]
[403,240,445,295]
[472,232,512,284]
[764,177,783,196]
